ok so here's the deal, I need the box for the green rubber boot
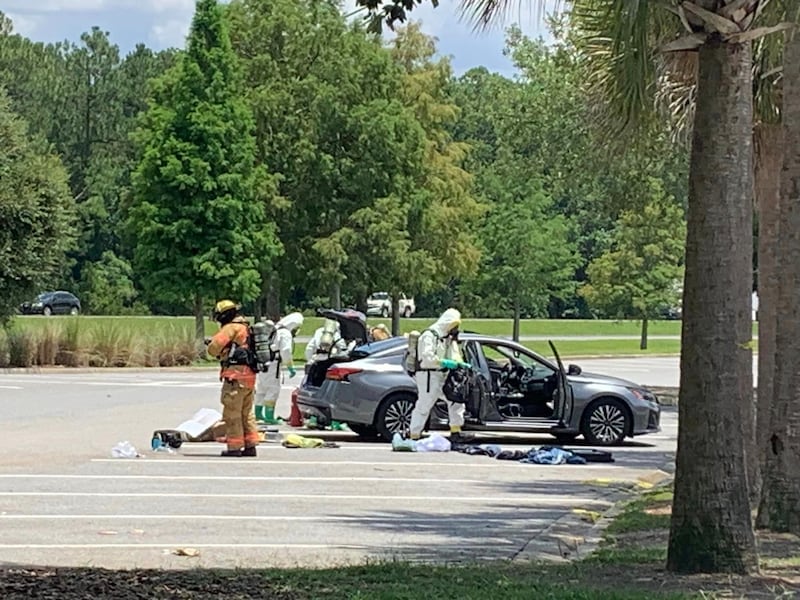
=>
[263,405,281,425]
[254,405,265,422]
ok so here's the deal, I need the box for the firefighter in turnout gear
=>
[255,311,304,424]
[206,300,259,457]
[408,308,471,442]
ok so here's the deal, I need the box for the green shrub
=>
[34,324,61,366]
[6,327,34,367]
[151,324,197,367]
[56,318,83,367]
[89,323,134,367]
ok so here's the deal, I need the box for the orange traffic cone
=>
[289,387,304,427]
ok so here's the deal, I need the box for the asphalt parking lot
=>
[0,363,677,570]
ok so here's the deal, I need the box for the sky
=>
[1,0,559,77]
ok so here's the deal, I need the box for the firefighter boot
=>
[220,449,243,457]
[241,446,257,457]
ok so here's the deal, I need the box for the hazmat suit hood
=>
[432,308,461,338]
[277,312,304,333]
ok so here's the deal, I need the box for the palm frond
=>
[458,0,564,32]
[571,0,680,135]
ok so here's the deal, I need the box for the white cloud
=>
[151,17,191,48]
[1,0,195,14]
[5,11,40,36]
[1,0,108,12]
[140,0,196,14]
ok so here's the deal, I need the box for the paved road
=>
[0,361,679,569]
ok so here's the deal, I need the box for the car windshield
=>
[36,293,51,301]
[369,293,388,300]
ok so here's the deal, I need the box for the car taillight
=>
[326,366,363,382]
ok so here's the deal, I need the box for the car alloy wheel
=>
[69,307,79,316]
[403,307,412,318]
[381,307,389,318]
[42,306,52,317]
[376,394,415,441]
[581,399,628,446]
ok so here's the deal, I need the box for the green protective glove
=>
[459,361,473,370]
[440,359,459,370]
[288,366,297,378]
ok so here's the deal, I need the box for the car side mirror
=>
[567,364,582,376]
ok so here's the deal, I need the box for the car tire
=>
[403,307,412,318]
[347,423,379,438]
[375,393,415,441]
[42,306,52,317]
[580,398,630,446]
[551,432,579,444]
[69,307,79,316]
[381,307,389,318]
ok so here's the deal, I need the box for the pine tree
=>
[127,0,280,340]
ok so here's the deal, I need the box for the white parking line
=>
[90,458,597,469]
[0,514,585,522]
[0,492,610,504]
[0,474,483,483]
[0,385,22,390]
[0,542,509,550]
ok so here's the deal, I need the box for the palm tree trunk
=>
[753,123,783,508]
[666,37,758,575]
[756,29,800,534]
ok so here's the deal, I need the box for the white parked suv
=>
[366,292,416,318]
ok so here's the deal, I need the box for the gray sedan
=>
[297,334,661,446]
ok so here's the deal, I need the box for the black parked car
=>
[20,291,81,316]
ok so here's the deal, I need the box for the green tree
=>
[378,23,483,333]
[78,250,144,315]
[472,160,577,339]
[580,179,686,349]
[354,0,785,573]
[0,90,76,322]
[127,0,280,341]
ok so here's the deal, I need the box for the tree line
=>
[352,0,800,579]
[0,1,688,342]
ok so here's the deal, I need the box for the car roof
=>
[352,332,558,370]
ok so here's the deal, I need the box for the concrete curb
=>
[0,366,219,375]
[512,467,675,564]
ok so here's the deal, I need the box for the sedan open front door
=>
[548,341,574,427]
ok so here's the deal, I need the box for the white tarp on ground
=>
[175,408,222,438]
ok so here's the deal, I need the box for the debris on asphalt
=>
[452,444,614,465]
[390,433,452,452]
[171,548,200,557]
[282,433,339,449]
[110,441,142,459]
[97,530,118,536]
[414,434,451,453]
[391,433,417,452]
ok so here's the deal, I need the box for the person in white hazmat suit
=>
[409,308,471,442]
[255,311,304,424]
[305,321,348,363]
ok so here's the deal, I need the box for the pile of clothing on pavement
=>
[391,433,613,464]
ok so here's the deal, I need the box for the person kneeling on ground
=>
[206,300,259,457]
